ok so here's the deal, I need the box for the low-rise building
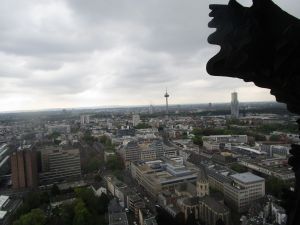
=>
[127,194,145,219]
[130,158,199,197]
[108,199,128,225]
[105,176,129,207]
[118,141,141,169]
[239,158,294,180]
[139,208,157,225]
[47,124,71,134]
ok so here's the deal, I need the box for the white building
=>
[224,172,265,212]
[203,135,247,143]
[0,196,9,210]
[132,114,141,127]
[80,115,90,125]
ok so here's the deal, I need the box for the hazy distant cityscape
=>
[1,0,300,224]
[0,90,296,225]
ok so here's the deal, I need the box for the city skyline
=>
[1,0,299,112]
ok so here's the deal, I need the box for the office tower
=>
[164,89,170,117]
[208,102,212,110]
[24,151,38,188]
[11,152,25,189]
[119,141,141,169]
[80,115,90,125]
[149,104,154,114]
[39,147,81,184]
[11,150,38,189]
[150,140,164,158]
[132,114,141,127]
[231,92,239,119]
[224,172,265,212]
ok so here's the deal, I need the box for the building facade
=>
[11,150,38,189]
[39,147,81,184]
[179,196,230,225]
[224,172,265,212]
[231,92,239,119]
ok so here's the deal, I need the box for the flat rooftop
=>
[231,172,264,184]
[0,211,7,220]
[0,196,9,209]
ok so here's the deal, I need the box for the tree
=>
[49,131,60,139]
[83,131,97,145]
[73,200,92,225]
[192,135,203,146]
[99,135,112,146]
[13,209,46,225]
[12,192,50,223]
[106,156,123,171]
[51,184,60,196]
[192,128,225,136]
[269,135,281,142]
[265,177,291,198]
[83,158,102,173]
[75,188,96,208]
[254,134,267,141]
[134,123,151,129]
[61,203,75,225]
[230,163,248,173]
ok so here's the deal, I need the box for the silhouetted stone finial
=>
[207,0,300,114]
[207,1,300,224]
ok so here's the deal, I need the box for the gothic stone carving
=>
[207,1,300,224]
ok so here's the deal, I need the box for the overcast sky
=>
[1,0,300,111]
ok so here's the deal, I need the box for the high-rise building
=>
[39,147,81,184]
[24,151,38,188]
[80,115,90,125]
[231,92,239,119]
[11,150,38,189]
[149,104,154,114]
[150,140,164,158]
[132,114,141,127]
[119,141,141,169]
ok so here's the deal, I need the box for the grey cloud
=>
[0,0,299,110]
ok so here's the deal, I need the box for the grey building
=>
[224,172,265,212]
[231,92,239,119]
[39,147,81,184]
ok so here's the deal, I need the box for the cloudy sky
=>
[1,0,300,111]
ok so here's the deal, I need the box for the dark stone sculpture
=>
[206,0,300,224]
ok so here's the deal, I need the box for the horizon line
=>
[0,100,284,114]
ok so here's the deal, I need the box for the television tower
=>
[164,89,170,117]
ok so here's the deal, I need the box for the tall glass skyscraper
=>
[231,92,239,119]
